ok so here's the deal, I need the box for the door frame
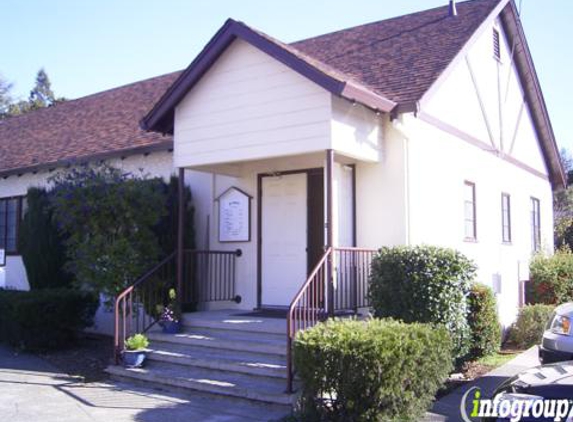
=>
[256,167,324,309]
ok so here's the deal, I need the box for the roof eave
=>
[0,140,173,179]
[501,2,566,190]
[141,19,396,134]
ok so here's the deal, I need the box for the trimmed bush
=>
[369,246,475,363]
[509,304,555,349]
[467,283,501,359]
[18,187,72,289]
[0,289,98,351]
[293,318,452,422]
[528,249,573,305]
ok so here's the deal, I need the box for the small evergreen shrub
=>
[467,283,501,359]
[0,289,98,351]
[369,246,475,363]
[293,319,452,422]
[528,249,573,305]
[509,304,555,349]
[18,187,72,289]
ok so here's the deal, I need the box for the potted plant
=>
[122,333,149,368]
[158,288,182,334]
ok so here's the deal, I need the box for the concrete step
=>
[147,342,287,379]
[106,361,296,406]
[147,330,287,357]
[181,312,286,336]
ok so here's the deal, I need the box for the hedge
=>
[369,246,475,363]
[0,289,98,351]
[293,319,452,422]
[467,283,501,359]
[528,250,573,305]
[18,187,72,289]
[509,304,554,349]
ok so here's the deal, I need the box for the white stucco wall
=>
[354,116,408,248]
[406,16,555,327]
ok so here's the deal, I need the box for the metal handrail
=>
[114,248,242,363]
[285,246,378,393]
[114,252,176,363]
[286,247,331,393]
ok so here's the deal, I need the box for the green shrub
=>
[0,289,98,351]
[18,187,72,289]
[528,249,573,305]
[369,245,475,363]
[509,305,555,349]
[467,283,501,359]
[49,164,167,299]
[293,318,452,422]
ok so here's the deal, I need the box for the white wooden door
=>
[261,173,307,307]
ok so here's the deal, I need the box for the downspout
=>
[391,115,412,246]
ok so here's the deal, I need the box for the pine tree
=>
[28,68,56,110]
[0,75,13,118]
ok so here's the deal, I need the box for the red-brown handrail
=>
[286,247,331,393]
[285,246,378,392]
[114,252,176,363]
[114,248,242,363]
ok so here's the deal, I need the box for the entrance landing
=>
[181,309,286,335]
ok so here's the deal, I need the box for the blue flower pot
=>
[123,350,147,368]
[161,321,182,334]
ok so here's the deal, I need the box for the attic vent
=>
[493,28,501,60]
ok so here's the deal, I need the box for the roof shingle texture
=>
[0,0,500,174]
[292,0,500,104]
[0,72,180,174]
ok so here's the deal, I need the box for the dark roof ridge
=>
[290,0,497,45]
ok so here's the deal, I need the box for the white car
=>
[539,303,573,364]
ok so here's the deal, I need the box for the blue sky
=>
[3,0,572,150]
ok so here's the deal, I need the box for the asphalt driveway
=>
[0,346,288,422]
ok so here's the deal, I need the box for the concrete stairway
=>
[106,310,296,407]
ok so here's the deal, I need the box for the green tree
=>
[555,149,573,248]
[48,164,168,300]
[28,68,56,110]
[0,75,13,117]
[2,68,65,117]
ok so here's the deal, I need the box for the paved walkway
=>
[0,346,288,422]
[424,346,540,421]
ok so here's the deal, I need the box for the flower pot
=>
[161,320,182,334]
[122,349,147,368]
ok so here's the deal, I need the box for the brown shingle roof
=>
[0,71,180,176]
[0,0,527,179]
[292,0,501,105]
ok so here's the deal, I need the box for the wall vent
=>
[493,28,501,60]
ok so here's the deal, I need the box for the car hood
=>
[555,302,573,317]
[496,361,573,399]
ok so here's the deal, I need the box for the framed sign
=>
[0,248,5,267]
[217,187,252,243]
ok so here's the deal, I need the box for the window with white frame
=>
[531,197,541,252]
[501,193,511,243]
[464,182,477,240]
[0,197,25,254]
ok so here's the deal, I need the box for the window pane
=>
[464,182,476,239]
[531,198,540,252]
[502,194,511,243]
[0,200,6,249]
[465,221,475,238]
[6,199,18,252]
